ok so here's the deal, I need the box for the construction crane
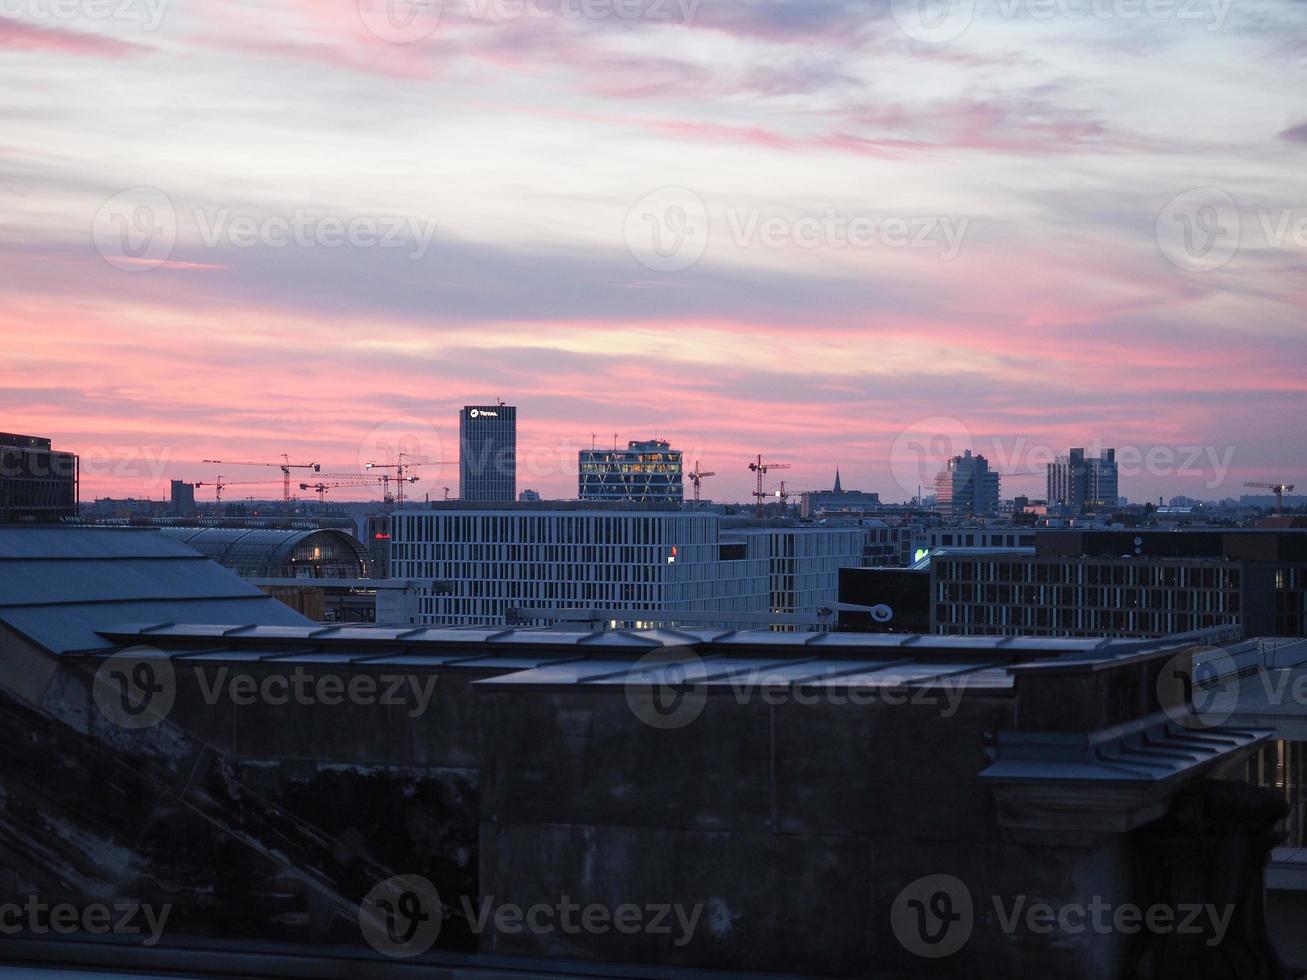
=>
[202,454,321,504]
[1244,481,1297,515]
[299,480,375,513]
[194,477,282,503]
[365,452,437,508]
[748,455,791,517]
[688,461,715,505]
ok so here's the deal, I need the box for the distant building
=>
[389,504,862,627]
[88,497,169,519]
[931,529,1307,637]
[934,450,999,518]
[1047,447,1118,511]
[0,432,78,523]
[459,404,516,502]
[518,489,541,502]
[170,480,196,517]
[578,439,683,504]
[798,469,881,518]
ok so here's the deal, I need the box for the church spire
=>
[833,468,843,494]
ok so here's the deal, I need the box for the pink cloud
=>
[0,16,144,57]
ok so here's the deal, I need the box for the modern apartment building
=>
[1047,447,1119,511]
[459,405,516,502]
[932,529,1307,637]
[934,449,1000,518]
[388,504,863,627]
[0,432,78,523]
[578,439,683,503]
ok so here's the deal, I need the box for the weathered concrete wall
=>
[478,686,1143,978]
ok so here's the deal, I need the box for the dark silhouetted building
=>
[932,529,1307,637]
[459,404,516,502]
[0,431,77,523]
[170,479,196,517]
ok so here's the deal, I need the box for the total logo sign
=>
[468,409,499,420]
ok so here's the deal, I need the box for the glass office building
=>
[459,405,516,502]
[579,439,683,504]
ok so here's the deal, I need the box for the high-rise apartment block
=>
[934,449,1000,518]
[1047,447,1118,511]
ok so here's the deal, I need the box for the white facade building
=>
[389,508,864,627]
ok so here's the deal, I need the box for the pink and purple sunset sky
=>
[1,0,1304,504]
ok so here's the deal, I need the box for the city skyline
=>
[23,411,1287,505]
[2,1,1304,504]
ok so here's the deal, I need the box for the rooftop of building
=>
[408,500,686,512]
[0,432,53,450]
[0,526,311,654]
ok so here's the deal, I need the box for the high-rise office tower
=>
[459,404,516,502]
[934,449,1000,518]
[578,439,683,503]
[1047,448,1118,511]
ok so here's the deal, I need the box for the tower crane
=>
[299,480,375,513]
[688,460,715,505]
[365,452,439,508]
[201,454,321,504]
[193,477,282,503]
[1244,481,1297,515]
[748,455,791,517]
